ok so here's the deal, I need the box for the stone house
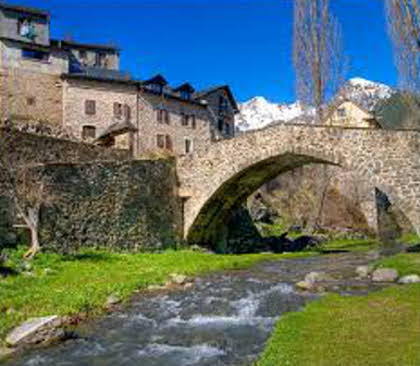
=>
[324,100,380,128]
[0,2,239,157]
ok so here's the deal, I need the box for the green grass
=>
[0,247,312,343]
[258,284,420,366]
[399,232,420,246]
[319,238,380,252]
[258,252,420,366]
[375,253,420,277]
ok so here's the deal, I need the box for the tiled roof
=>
[0,2,49,17]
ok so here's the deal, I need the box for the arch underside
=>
[187,153,337,246]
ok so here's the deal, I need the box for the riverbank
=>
[0,247,313,344]
[258,252,420,366]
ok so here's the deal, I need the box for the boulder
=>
[372,268,399,282]
[355,265,370,278]
[5,316,64,347]
[398,274,420,284]
[295,280,314,291]
[170,273,187,285]
[305,271,330,283]
[106,294,121,307]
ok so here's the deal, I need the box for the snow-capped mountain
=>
[235,97,314,132]
[235,77,394,132]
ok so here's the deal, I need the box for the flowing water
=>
[6,252,388,366]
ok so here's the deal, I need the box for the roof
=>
[142,74,168,86]
[51,39,120,52]
[194,85,239,112]
[0,2,49,18]
[173,82,195,93]
[96,121,137,140]
[68,66,132,81]
[62,72,138,86]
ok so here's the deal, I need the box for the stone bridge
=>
[177,123,420,246]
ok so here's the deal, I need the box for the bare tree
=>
[0,128,54,259]
[293,0,346,121]
[385,0,420,93]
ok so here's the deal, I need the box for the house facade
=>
[0,2,238,157]
[324,100,380,128]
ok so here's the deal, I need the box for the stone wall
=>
[0,66,64,125]
[38,160,181,252]
[178,124,420,246]
[137,90,213,156]
[62,77,138,145]
[0,128,130,166]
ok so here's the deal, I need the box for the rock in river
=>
[6,316,65,347]
[371,268,398,282]
[398,274,420,284]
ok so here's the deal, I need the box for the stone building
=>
[0,2,238,157]
[324,100,380,128]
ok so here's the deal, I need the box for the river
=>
[5,252,388,366]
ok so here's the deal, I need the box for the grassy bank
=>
[0,247,311,342]
[258,253,420,366]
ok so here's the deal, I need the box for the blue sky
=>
[9,0,396,103]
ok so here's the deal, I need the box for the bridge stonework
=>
[177,124,420,246]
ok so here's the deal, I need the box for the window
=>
[82,126,96,140]
[180,90,191,100]
[156,109,170,124]
[337,107,346,117]
[123,104,131,121]
[151,84,163,94]
[22,49,49,61]
[95,52,107,68]
[165,135,173,151]
[218,118,224,132]
[181,113,189,126]
[18,18,36,40]
[225,122,230,135]
[219,96,228,113]
[114,102,123,119]
[191,115,197,129]
[85,100,96,115]
[79,50,87,63]
[185,138,193,154]
[26,96,36,106]
[157,134,165,148]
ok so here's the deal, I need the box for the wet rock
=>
[106,294,121,307]
[372,268,398,282]
[295,280,314,290]
[184,282,193,289]
[5,316,64,347]
[170,273,187,285]
[355,265,370,278]
[0,346,17,360]
[305,271,330,283]
[398,274,420,284]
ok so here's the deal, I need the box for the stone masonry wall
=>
[0,67,63,126]
[38,160,181,252]
[178,124,420,245]
[137,91,213,156]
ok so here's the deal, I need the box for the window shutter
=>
[165,135,172,151]
[85,100,96,115]
[124,104,131,121]
[165,110,170,124]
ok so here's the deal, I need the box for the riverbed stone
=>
[355,265,371,278]
[106,294,122,307]
[5,316,64,347]
[295,280,314,290]
[372,268,399,282]
[305,271,330,283]
[398,274,420,284]
[170,273,187,285]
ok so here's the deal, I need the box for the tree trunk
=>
[23,206,41,259]
[24,224,40,259]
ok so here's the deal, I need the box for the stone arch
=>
[177,124,420,247]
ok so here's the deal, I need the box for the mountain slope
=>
[236,77,394,132]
